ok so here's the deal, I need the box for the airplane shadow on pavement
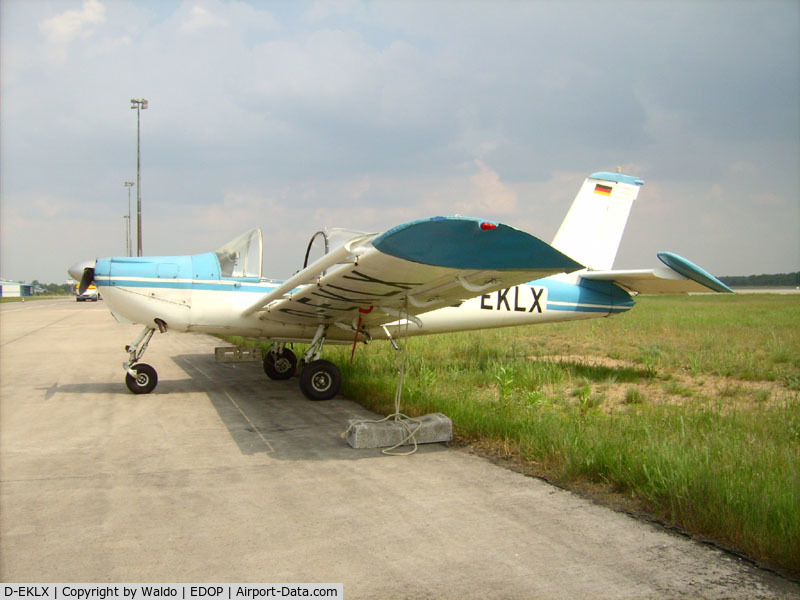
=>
[40,352,447,461]
[171,353,447,461]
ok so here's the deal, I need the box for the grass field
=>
[234,294,800,573]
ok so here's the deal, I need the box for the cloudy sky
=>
[1,0,798,284]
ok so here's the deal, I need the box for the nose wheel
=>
[125,363,158,394]
[123,325,163,395]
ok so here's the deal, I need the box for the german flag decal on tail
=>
[594,183,613,196]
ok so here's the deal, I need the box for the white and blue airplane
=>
[68,172,732,400]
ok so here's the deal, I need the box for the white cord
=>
[343,297,421,455]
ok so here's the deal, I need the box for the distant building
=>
[0,280,34,297]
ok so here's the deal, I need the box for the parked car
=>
[75,282,99,302]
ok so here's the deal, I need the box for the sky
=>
[1,0,798,284]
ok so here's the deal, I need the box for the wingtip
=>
[657,252,733,294]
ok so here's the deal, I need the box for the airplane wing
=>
[242,216,584,328]
[579,252,733,294]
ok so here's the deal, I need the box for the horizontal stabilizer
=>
[655,252,732,293]
[580,252,733,295]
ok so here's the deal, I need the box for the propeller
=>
[68,260,96,295]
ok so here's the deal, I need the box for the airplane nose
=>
[68,259,96,281]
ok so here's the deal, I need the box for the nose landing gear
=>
[123,323,164,394]
[125,362,158,394]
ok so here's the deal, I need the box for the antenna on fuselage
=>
[303,230,330,274]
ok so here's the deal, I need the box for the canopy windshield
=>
[215,228,262,278]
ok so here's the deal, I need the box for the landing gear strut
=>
[123,322,164,394]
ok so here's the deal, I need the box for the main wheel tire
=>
[125,363,158,394]
[299,359,341,401]
[263,348,298,380]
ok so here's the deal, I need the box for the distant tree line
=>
[719,272,800,287]
[29,281,75,295]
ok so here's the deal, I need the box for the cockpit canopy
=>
[215,228,262,278]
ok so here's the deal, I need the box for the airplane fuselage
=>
[94,252,634,344]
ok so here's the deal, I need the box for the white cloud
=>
[461,160,518,216]
[350,176,371,200]
[39,0,105,44]
[303,0,359,24]
[180,5,229,34]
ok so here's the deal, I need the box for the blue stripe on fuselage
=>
[533,277,634,314]
[96,278,277,293]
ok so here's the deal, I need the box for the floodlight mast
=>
[123,215,128,257]
[130,99,148,256]
[124,181,134,256]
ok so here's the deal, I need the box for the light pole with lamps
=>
[130,98,148,256]
[124,181,134,256]
[123,215,129,257]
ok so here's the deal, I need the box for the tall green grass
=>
[558,295,800,385]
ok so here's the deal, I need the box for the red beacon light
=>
[480,221,498,231]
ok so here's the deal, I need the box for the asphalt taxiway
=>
[1,300,798,598]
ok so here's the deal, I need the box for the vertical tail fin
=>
[551,172,645,271]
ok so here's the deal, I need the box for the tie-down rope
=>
[343,297,421,455]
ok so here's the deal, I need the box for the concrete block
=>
[345,412,453,449]
[214,346,262,363]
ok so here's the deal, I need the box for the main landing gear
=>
[263,344,298,380]
[262,326,342,401]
